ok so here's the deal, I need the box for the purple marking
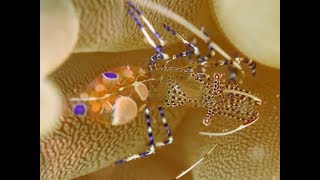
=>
[139,152,149,157]
[128,1,142,15]
[198,58,205,63]
[188,44,194,48]
[102,72,118,79]
[115,159,126,165]
[157,53,163,59]
[150,54,157,62]
[163,24,176,35]
[167,130,171,136]
[73,104,86,116]
[146,118,150,123]
[149,136,153,142]
[186,50,194,56]
[155,46,163,53]
[149,139,154,145]
[128,9,143,28]
[155,33,162,40]
[129,2,163,44]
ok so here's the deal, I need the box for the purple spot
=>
[149,136,153,142]
[198,58,205,63]
[128,1,142,15]
[115,159,126,165]
[155,46,162,53]
[128,9,143,28]
[186,50,194,56]
[158,107,164,113]
[73,104,86,116]
[139,152,148,157]
[102,72,118,79]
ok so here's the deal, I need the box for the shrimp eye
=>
[214,73,220,80]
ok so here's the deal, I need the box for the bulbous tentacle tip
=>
[40,78,63,139]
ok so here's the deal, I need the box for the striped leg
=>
[215,57,257,77]
[197,26,216,63]
[128,1,165,46]
[149,53,161,70]
[128,1,169,69]
[149,49,168,70]
[115,106,155,165]
[162,24,217,65]
[173,49,196,60]
[155,106,173,147]
[163,24,200,59]
[238,57,257,77]
[170,38,196,64]
[187,38,198,62]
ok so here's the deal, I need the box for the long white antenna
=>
[175,144,217,179]
[199,118,258,137]
[131,0,232,61]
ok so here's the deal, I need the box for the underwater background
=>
[40,0,279,179]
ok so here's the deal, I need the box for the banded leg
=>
[215,57,257,77]
[149,53,161,70]
[149,49,168,70]
[167,26,215,63]
[173,49,196,60]
[115,106,155,165]
[155,106,173,147]
[162,24,217,65]
[187,38,198,62]
[128,1,165,46]
[128,1,169,69]
[197,26,216,63]
[238,57,257,77]
[163,24,200,59]
[228,66,238,83]
[172,37,197,63]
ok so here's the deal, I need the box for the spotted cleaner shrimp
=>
[66,1,262,179]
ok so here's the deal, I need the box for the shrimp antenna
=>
[130,0,243,71]
[175,144,217,179]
